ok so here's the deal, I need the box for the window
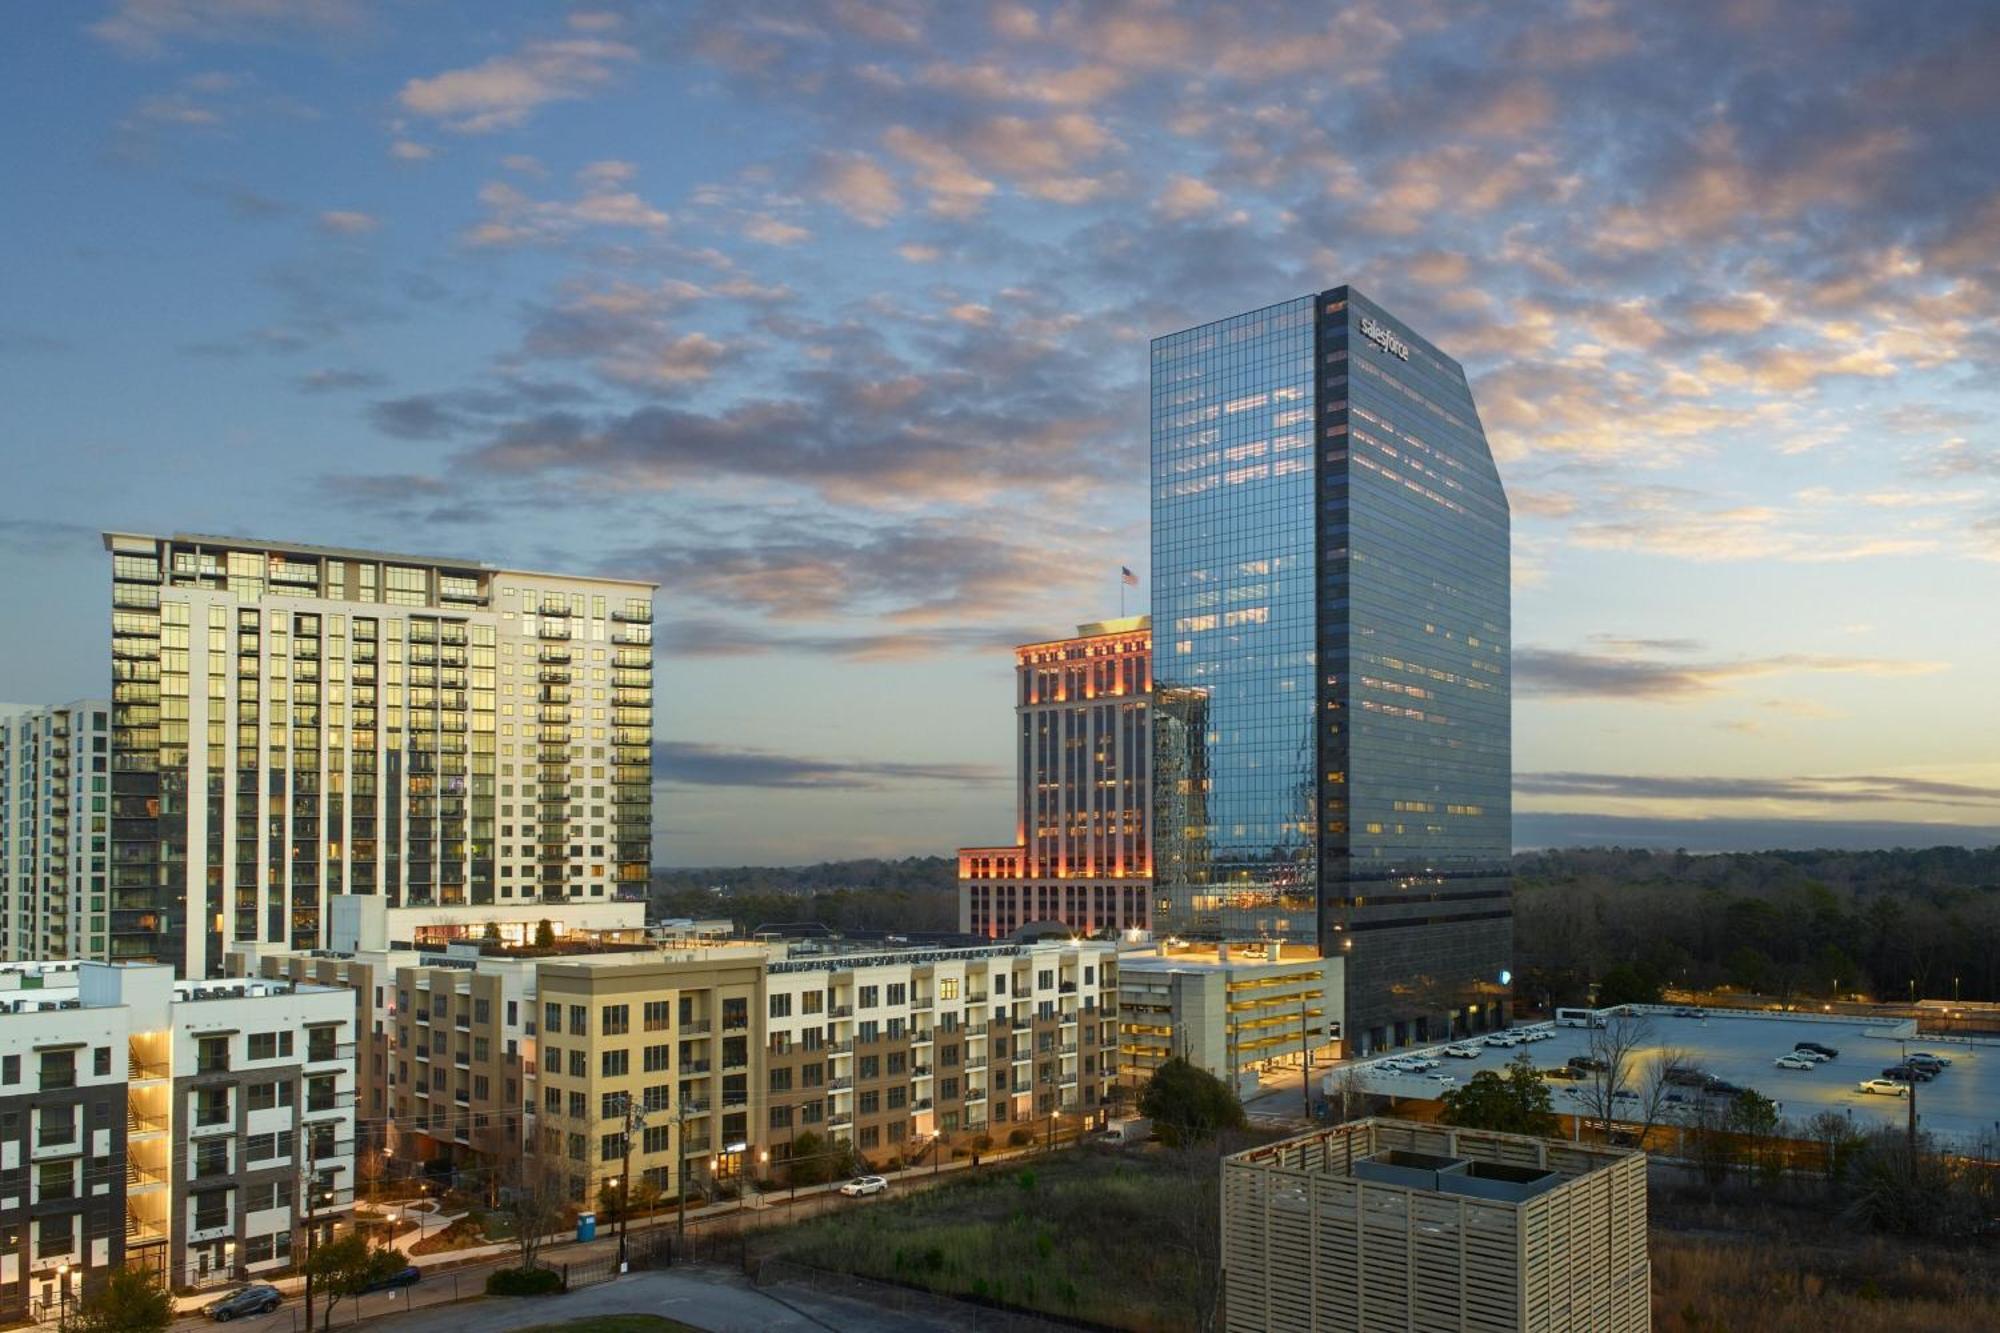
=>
[37,1162,73,1202]
[194,1141,231,1178]
[36,1107,76,1148]
[858,1055,879,1080]
[768,993,792,1019]
[769,1067,792,1092]
[642,1084,670,1112]
[801,1063,824,1088]
[940,1078,958,1100]
[601,1049,629,1077]
[36,1220,75,1259]
[858,1021,879,1043]
[769,1105,792,1129]
[643,1001,669,1031]
[801,992,823,1015]
[568,1051,585,1078]
[886,1052,905,1075]
[38,1050,76,1090]
[93,1047,111,1077]
[858,1090,880,1115]
[197,1035,229,1073]
[601,1092,625,1121]
[246,1180,294,1213]
[475,998,491,1025]
[886,983,906,1006]
[1,1054,16,1084]
[942,1045,960,1067]
[643,1044,670,1072]
[544,1087,561,1113]
[544,1002,561,1033]
[859,986,879,1009]
[643,1125,670,1153]
[722,998,748,1030]
[887,1086,906,1110]
[859,1125,880,1149]
[1038,970,1054,991]
[601,1004,629,1035]
[568,1092,587,1119]
[568,1005,587,1035]
[940,979,958,1001]
[247,1081,294,1112]
[193,1088,230,1127]
[600,1134,625,1162]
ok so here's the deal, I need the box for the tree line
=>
[1512,847,2000,1006]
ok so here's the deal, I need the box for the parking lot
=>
[1329,1010,1998,1150]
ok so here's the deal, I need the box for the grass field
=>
[754,1148,1215,1332]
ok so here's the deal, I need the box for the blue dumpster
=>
[577,1211,596,1242]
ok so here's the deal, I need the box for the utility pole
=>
[615,1092,645,1269]
[1903,1040,1917,1159]
[1300,998,1312,1120]
[676,1101,691,1240]
[300,1163,318,1331]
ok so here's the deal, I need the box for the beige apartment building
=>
[529,939,1120,1204]
[1221,1119,1649,1333]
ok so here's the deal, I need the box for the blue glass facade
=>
[1151,288,1511,1053]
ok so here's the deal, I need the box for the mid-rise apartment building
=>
[530,939,1119,1205]
[959,618,1151,938]
[0,702,112,962]
[1221,1119,1648,1333]
[102,531,655,977]
[1117,942,1340,1097]
[0,962,356,1320]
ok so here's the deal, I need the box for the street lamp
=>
[56,1262,70,1331]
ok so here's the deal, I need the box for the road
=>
[166,1143,1063,1333]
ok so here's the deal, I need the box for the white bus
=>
[1555,1007,1605,1028]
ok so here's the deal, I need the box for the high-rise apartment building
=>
[1151,289,1511,1054]
[102,532,656,977]
[958,617,1152,937]
[0,702,111,961]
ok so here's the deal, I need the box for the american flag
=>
[1121,566,1138,586]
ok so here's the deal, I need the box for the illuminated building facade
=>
[958,617,1152,938]
[103,532,655,977]
[1151,289,1511,1053]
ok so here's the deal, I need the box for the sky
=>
[2,0,1998,864]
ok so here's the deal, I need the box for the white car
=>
[1791,1049,1830,1063]
[838,1175,888,1197]
[1406,1056,1440,1071]
[1484,1035,1516,1048]
[1773,1055,1815,1070]
[1857,1078,1910,1098]
[1443,1044,1482,1059]
[1426,1072,1457,1086]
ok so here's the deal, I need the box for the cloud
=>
[1516,772,2000,809]
[812,151,903,226]
[388,139,433,161]
[1513,813,2000,854]
[398,38,635,133]
[464,169,670,248]
[317,210,378,235]
[1154,174,1222,221]
[91,0,360,57]
[654,741,1002,790]
[1516,645,1947,701]
[295,367,384,393]
[743,213,812,246]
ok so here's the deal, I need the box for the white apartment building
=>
[1118,941,1341,1097]
[102,532,655,977]
[0,702,112,962]
[0,961,357,1315]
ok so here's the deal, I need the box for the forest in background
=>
[648,846,2000,1004]
[1513,846,2000,1006]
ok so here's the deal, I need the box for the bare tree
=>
[496,1146,569,1272]
[1333,1065,1369,1124]
[1160,1136,1226,1333]
[1575,1011,1658,1138]
[1804,1109,1860,1189]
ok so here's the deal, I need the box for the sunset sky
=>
[3,0,1997,863]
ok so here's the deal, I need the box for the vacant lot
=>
[1651,1183,2000,1331]
[753,1148,1216,1331]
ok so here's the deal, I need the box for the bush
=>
[972,1134,994,1153]
[485,1266,563,1296]
[1007,1128,1032,1147]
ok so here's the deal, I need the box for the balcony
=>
[910,997,934,1011]
[965,993,989,1005]
[829,1077,853,1091]
[966,1088,988,1102]
[911,1065,933,1079]
[680,1019,712,1035]
[830,1005,853,1019]
[307,1042,356,1065]
[683,1136,712,1154]
[680,1100,711,1115]
[827,1113,853,1131]
[911,1030,934,1046]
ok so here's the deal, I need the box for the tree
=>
[1804,1109,1861,1187]
[1724,1088,1781,1182]
[1593,963,1661,1007]
[496,1149,569,1272]
[301,1232,405,1330]
[1138,1057,1247,1146]
[1437,1056,1558,1136]
[73,1266,173,1333]
[534,919,556,949]
[482,921,502,943]
[1576,1013,1663,1138]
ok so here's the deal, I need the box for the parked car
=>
[1567,1055,1609,1073]
[206,1286,282,1321]
[1673,1007,1704,1018]
[1858,1078,1910,1097]
[1795,1042,1838,1059]
[1790,1048,1830,1063]
[1611,1088,1638,1101]
[839,1175,889,1197]
[1484,1034,1518,1048]
[1443,1044,1482,1058]
[1426,1072,1457,1086]
[1702,1077,1745,1096]
[1881,1065,1932,1083]
[1664,1067,1709,1087]
[362,1267,422,1294]
[1906,1053,1950,1070]
[1773,1055,1816,1070]
[1543,1066,1583,1080]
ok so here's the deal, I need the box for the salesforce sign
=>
[1358,315,1410,361]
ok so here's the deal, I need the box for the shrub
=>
[1007,1128,1032,1147]
[972,1134,994,1153]
[485,1266,563,1296]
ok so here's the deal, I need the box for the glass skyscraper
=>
[1151,288,1511,1053]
